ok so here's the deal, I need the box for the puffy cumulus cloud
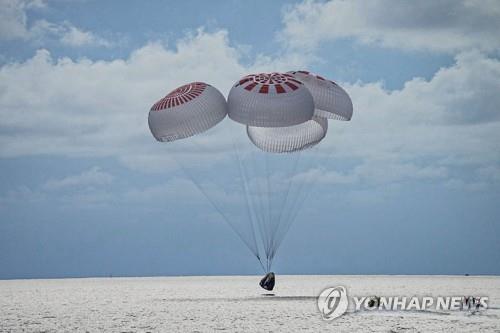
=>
[0,0,111,47]
[0,175,211,210]
[59,24,109,47]
[64,177,205,208]
[399,52,500,125]
[477,165,500,182]
[444,178,488,192]
[0,27,499,190]
[122,178,197,203]
[0,185,46,206]
[0,0,45,40]
[293,160,450,201]
[0,166,115,208]
[310,51,500,190]
[297,162,448,186]
[280,0,500,53]
[43,166,113,190]
[30,20,113,47]
[0,29,309,172]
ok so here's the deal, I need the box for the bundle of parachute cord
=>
[148,71,353,291]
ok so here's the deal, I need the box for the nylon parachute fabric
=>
[227,73,314,127]
[288,71,353,121]
[148,82,227,142]
[247,116,328,153]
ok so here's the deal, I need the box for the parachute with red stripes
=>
[147,73,352,281]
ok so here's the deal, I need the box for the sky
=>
[1,0,500,279]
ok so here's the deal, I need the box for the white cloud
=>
[0,0,111,47]
[0,27,499,189]
[295,162,448,186]
[0,29,308,171]
[445,178,488,192]
[0,0,45,40]
[54,178,199,208]
[303,50,500,190]
[320,52,500,167]
[476,165,500,182]
[43,166,113,190]
[59,24,110,47]
[0,175,213,209]
[31,20,112,47]
[0,185,46,206]
[280,0,500,53]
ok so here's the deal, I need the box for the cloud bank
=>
[0,0,111,47]
[0,1,499,193]
[281,0,500,53]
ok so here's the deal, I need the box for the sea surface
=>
[1,275,499,332]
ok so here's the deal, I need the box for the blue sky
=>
[1,0,500,279]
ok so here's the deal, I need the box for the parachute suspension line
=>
[188,137,268,273]
[249,149,271,266]
[264,152,273,263]
[267,149,311,263]
[231,141,266,272]
[245,152,270,272]
[266,148,309,261]
[266,154,281,263]
[272,146,325,258]
[231,141,259,253]
[174,156,261,261]
[248,148,274,272]
[273,173,319,258]
[267,150,303,262]
[258,254,266,273]
[270,154,315,260]
[254,150,270,271]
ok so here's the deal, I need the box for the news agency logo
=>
[317,286,349,320]
[317,286,488,321]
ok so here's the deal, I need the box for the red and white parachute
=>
[148,72,353,273]
[148,82,227,142]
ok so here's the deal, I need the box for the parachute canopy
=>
[148,82,227,142]
[288,71,353,121]
[247,116,328,153]
[228,73,314,128]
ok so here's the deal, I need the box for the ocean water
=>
[1,275,499,332]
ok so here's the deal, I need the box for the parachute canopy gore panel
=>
[148,82,227,142]
[288,71,353,121]
[228,73,315,127]
[247,116,328,153]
